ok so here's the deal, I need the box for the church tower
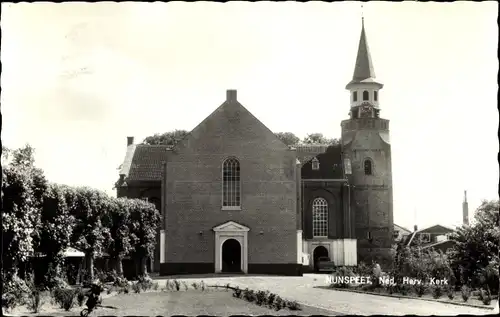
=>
[341,17,394,265]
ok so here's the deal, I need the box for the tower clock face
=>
[360,103,373,117]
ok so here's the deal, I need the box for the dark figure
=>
[82,283,103,316]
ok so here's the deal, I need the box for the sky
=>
[1,1,498,231]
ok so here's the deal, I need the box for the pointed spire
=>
[346,16,382,89]
[463,190,467,203]
[353,19,375,81]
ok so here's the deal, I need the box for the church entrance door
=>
[221,239,241,273]
[313,245,329,272]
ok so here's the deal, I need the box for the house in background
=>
[405,224,456,253]
[393,224,412,243]
[403,191,469,253]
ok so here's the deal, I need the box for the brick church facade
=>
[116,19,394,276]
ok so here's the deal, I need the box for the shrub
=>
[132,282,141,293]
[480,289,492,305]
[182,281,189,291]
[399,284,412,296]
[113,276,129,288]
[152,282,159,291]
[243,289,256,302]
[446,286,455,300]
[266,292,276,307]
[122,285,130,294]
[255,290,267,306]
[414,283,427,297]
[191,282,199,290]
[386,284,395,295]
[461,285,471,302]
[232,286,243,298]
[354,262,372,276]
[274,296,284,310]
[137,275,154,291]
[432,285,443,299]
[286,300,301,311]
[2,273,31,311]
[174,280,181,291]
[53,288,76,311]
[26,287,44,313]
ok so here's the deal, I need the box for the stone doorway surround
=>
[213,221,249,274]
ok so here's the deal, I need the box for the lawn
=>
[7,289,338,316]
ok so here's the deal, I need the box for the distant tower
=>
[462,190,469,225]
[341,17,394,265]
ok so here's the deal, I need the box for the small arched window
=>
[353,91,358,102]
[311,157,320,170]
[364,159,373,175]
[363,90,369,101]
[374,91,378,102]
[312,198,328,238]
[222,157,241,208]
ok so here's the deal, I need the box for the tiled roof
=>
[119,143,339,183]
[120,145,172,182]
[394,224,412,234]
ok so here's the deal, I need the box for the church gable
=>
[172,90,289,155]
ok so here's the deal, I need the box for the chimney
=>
[413,225,418,232]
[226,89,237,102]
[463,190,469,225]
[127,136,134,146]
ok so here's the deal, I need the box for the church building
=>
[115,19,394,276]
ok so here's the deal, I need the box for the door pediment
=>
[213,221,250,232]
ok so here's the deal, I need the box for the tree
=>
[37,184,76,282]
[448,200,499,294]
[302,133,340,145]
[128,199,161,277]
[69,187,112,282]
[142,130,189,146]
[107,198,133,277]
[274,132,300,146]
[1,144,48,279]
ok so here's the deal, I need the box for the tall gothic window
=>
[374,90,378,102]
[353,91,358,102]
[312,198,328,238]
[364,159,373,175]
[363,90,369,101]
[222,158,241,208]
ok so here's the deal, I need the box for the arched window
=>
[363,90,369,101]
[222,158,241,208]
[311,157,320,170]
[364,159,373,175]
[352,91,358,102]
[312,198,328,237]
[374,91,378,102]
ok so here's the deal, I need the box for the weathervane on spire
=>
[361,3,365,26]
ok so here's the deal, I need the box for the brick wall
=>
[165,97,298,269]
